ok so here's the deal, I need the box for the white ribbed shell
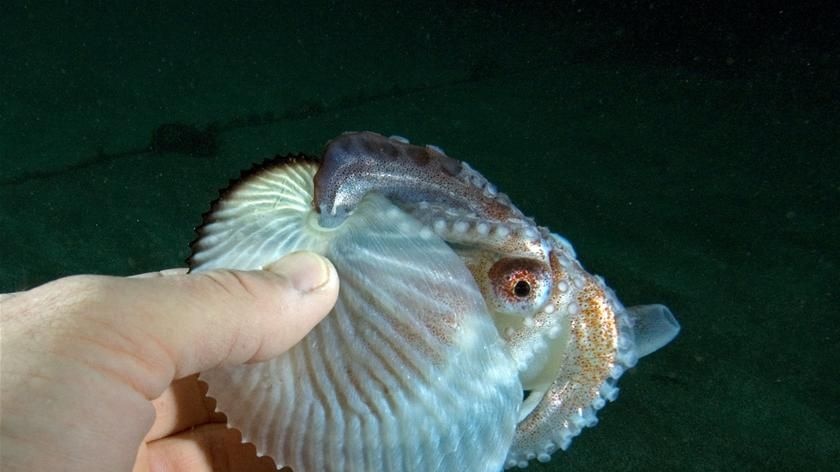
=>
[191,160,521,471]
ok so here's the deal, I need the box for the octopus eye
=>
[513,280,531,298]
[487,257,552,316]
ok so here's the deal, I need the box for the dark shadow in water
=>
[0,58,543,187]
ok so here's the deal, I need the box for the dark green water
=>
[2,2,838,470]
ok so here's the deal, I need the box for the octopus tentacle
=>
[402,204,546,260]
[503,237,638,468]
[314,131,524,227]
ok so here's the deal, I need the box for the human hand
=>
[0,251,339,472]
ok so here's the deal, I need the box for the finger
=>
[129,268,189,278]
[144,424,278,472]
[145,375,225,441]
[68,251,339,401]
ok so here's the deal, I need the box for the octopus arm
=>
[504,265,680,468]
[314,131,521,226]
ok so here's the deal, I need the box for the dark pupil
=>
[513,280,531,298]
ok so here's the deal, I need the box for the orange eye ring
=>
[487,257,552,316]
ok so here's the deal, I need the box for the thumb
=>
[77,251,339,400]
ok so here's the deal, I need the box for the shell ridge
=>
[194,162,521,471]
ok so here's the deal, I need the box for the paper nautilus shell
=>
[188,131,680,471]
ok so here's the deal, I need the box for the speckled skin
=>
[315,132,643,468]
[315,131,520,226]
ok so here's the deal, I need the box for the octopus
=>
[188,131,680,471]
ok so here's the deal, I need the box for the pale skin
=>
[0,251,340,472]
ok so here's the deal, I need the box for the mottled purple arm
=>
[313,131,521,227]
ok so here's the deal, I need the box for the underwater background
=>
[1,1,838,470]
